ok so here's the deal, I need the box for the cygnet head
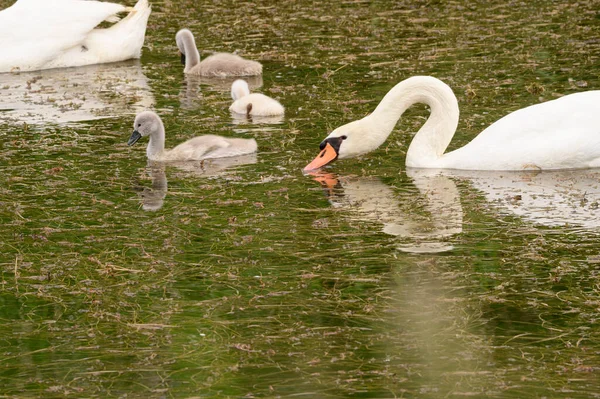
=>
[231,79,250,101]
[128,111,164,146]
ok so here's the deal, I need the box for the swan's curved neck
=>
[178,32,200,72]
[231,82,250,100]
[147,120,166,159]
[369,76,459,168]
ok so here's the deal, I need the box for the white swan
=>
[175,29,262,77]
[229,79,284,117]
[127,111,257,161]
[0,0,151,73]
[304,76,600,171]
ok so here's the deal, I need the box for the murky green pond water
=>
[1,0,600,397]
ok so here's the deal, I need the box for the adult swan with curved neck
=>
[304,76,600,171]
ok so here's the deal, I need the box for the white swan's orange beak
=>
[303,143,339,171]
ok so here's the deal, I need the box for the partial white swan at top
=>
[0,0,151,73]
[310,168,463,253]
[175,29,262,77]
[229,79,284,117]
[0,60,154,124]
[127,111,257,162]
[304,76,600,171]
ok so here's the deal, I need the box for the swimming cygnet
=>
[175,29,262,77]
[127,111,257,161]
[229,79,285,117]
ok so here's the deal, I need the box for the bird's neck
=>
[232,86,249,100]
[182,35,200,72]
[147,121,166,160]
[369,76,460,168]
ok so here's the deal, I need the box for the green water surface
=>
[1,0,599,397]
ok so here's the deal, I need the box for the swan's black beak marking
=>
[320,136,344,154]
[128,130,142,146]
[180,52,186,65]
[303,136,345,171]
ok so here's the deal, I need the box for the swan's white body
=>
[128,111,257,162]
[306,76,600,171]
[229,79,284,116]
[176,29,262,77]
[0,0,151,73]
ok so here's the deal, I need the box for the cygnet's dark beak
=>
[180,52,186,65]
[128,130,142,146]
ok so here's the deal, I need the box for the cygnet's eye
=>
[341,135,347,140]
[137,123,141,127]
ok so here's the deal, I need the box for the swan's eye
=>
[341,135,347,140]
[137,123,141,127]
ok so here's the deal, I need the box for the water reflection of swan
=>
[134,155,257,211]
[136,164,168,212]
[388,258,493,395]
[311,168,463,253]
[0,60,154,124]
[165,153,258,178]
[230,112,285,125]
[441,169,600,229]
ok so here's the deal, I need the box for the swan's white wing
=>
[473,91,600,145]
[444,91,600,170]
[0,0,127,72]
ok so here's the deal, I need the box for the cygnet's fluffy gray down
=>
[176,29,262,77]
[128,111,257,161]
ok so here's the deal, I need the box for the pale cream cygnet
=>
[128,111,257,161]
[229,79,284,117]
[175,29,262,77]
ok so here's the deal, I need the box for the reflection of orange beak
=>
[305,171,340,196]
[309,171,339,189]
[303,143,339,171]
